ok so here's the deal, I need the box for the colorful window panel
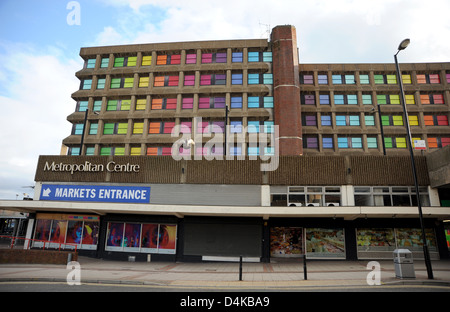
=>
[106,99,131,111]
[367,137,378,149]
[420,94,445,105]
[231,73,243,85]
[139,76,149,88]
[365,115,375,126]
[89,123,98,135]
[230,121,242,133]
[100,147,125,156]
[338,137,362,148]
[200,74,226,85]
[151,98,177,110]
[334,94,358,105]
[77,101,88,112]
[300,75,314,84]
[114,56,137,67]
[424,115,449,126]
[231,96,243,108]
[141,55,152,66]
[359,74,370,84]
[135,99,147,110]
[197,120,225,134]
[201,52,227,64]
[385,137,407,148]
[156,54,181,65]
[303,115,317,126]
[154,75,179,87]
[304,136,318,149]
[199,96,226,109]
[322,137,333,149]
[321,115,332,126]
[185,53,197,64]
[100,58,109,68]
[184,74,195,86]
[148,121,175,134]
[73,124,84,135]
[182,97,194,109]
[318,74,328,84]
[232,52,243,63]
[97,78,106,89]
[319,94,330,105]
[133,122,144,134]
[417,74,441,84]
[147,147,173,156]
[427,137,450,148]
[110,77,134,89]
[130,147,141,156]
[81,79,92,90]
[301,94,315,105]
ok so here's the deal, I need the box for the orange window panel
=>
[151,99,163,110]
[147,147,159,156]
[149,122,161,134]
[424,115,434,126]
[154,76,165,87]
[417,74,427,84]
[420,94,430,104]
[156,55,167,65]
[428,138,438,148]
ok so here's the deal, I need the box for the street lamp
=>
[394,38,433,279]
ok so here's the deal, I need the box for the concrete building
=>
[1,25,449,262]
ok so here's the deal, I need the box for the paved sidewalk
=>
[1,256,450,290]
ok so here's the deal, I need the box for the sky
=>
[0,0,449,200]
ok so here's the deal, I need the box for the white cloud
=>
[0,43,81,199]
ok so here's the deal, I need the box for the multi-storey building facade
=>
[1,25,450,263]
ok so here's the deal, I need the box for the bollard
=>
[239,255,243,281]
[67,253,73,264]
[303,254,307,280]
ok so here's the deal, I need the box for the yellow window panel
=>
[392,116,403,126]
[127,56,137,67]
[389,95,400,104]
[117,123,128,134]
[142,55,152,66]
[136,99,146,110]
[130,147,141,156]
[120,99,131,111]
[402,75,412,84]
[396,137,407,148]
[408,115,419,126]
[123,78,134,88]
[114,147,125,155]
[405,94,415,104]
[133,122,144,134]
[139,77,149,88]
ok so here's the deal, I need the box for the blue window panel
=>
[367,137,378,148]
[248,147,259,156]
[85,147,95,155]
[264,121,274,133]
[319,94,330,104]
[347,94,358,104]
[264,147,275,155]
[86,59,96,69]
[74,124,84,135]
[230,121,242,133]
[248,96,260,108]
[262,52,272,62]
[263,74,273,84]
[93,100,102,111]
[321,115,332,126]
[82,79,92,90]
[323,137,333,149]
[232,52,243,63]
[338,137,349,148]
[70,147,81,156]
[351,137,362,148]
[264,97,274,108]
[332,75,342,84]
[349,116,360,126]
[334,94,345,105]
[100,58,109,68]
[231,73,243,85]
[248,73,260,84]
[230,146,242,155]
[336,115,347,126]
[345,75,355,84]
[231,96,243,108]
[247,121,260,133]
[248,52,260,62]
[362,94,372,105]
[78,101,88,112]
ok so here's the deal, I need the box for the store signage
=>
[43,161,140,175]
[414,140,426,150]
[40,184,151,203]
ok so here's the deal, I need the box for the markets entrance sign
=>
[40,184,150,203]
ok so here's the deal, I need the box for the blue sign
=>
[40,184,151,203]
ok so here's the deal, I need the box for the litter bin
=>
[393,249,415,279]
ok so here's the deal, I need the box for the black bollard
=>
[303,254,307,280]
[239,255,243,281]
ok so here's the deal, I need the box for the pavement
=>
[1,256,450,290]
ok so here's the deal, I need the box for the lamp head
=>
[398,38,410,51]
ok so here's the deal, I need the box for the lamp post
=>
[394,38,433,279]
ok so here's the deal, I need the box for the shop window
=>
[354,186,430,206]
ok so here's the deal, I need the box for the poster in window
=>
[66,221,84,244]
[124,223,141,251]
[356,228,395,252]
[306,228,345,258]
[396,228,437,252]
[33,219,51,247]
[270,227,303,257]
[141,223,158,253]
[66,220,99,249]
[82,221,99,247]
[106,222,124,250]
[49,220,67,245]
[158,224,177,254]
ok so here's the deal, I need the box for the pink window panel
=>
[211,146,224,155]
[200,75,211,85]
[182,98,194,109]
[170,54,181,65]
[186,54,197,64]
[179,147,190,156]
[437,115,449,126]
[168,76,179,87]
[442,138,450,147]
[213,97,226,108]
[433,94,444,104]
[161,147,172,156]
[195,147,207,156]
[201,53,212,63]
[429,74,440,84]
[197,121,209,133]
[304,95,315,105]
[211,121,225,133]
[166,98,177,110]
[163,122,175,134]
[446,74,450,83]
[199,97,211,109]
[184,75,195,86]
[180,121,192,133]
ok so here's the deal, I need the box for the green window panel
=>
[103,123,115,135]
[110,78,121,89]
[114,147,125,155]
[100,147,112,155]
[124,78,134,88]
[381,115,390,126]
[107,100,118,111]
[114,57,125,67]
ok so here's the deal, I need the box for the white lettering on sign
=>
[43,161,140,175]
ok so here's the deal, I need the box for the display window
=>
[270,227,303,257]
[32,214,99,250]
[105,222,177,254]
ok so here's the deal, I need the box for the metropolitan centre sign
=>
[40,184,151,204]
